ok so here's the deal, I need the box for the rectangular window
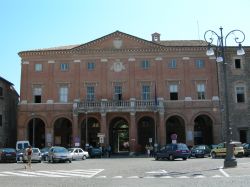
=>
[60,63,69,71]
[87,86,95,101]
[0,87,3,97]
[59,86,68,103]
[236,86,245,103]
[114,85,122,100]
[197,84,205,100]
[141,60,150,69]
[87,62,95,70]
[33,87,42,103]
[168,59,177,69]
[0,114,2,127]
[235,59,241,69]
[35,63,42,72]
[142,85,150,100]
[169,84,178,100]
[195,60,205,69]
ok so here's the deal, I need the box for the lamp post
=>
[204,27,245,168]
[85,111,88,147]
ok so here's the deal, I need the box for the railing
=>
[74,98,219,114]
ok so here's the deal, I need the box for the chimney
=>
[151,32,160,42]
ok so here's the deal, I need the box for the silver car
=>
[48,146,72,163]
[23,148,42,163]
[68,148,89,160]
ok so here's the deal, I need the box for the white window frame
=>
[197,83,205,100]
[35,63,42,72]
[141,85,151,100]
[59,86,68,103]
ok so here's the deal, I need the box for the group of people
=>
[145,144,154,157]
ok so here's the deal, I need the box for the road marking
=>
[127,176,139,178]
[146,170,167,174]
[193,175,205,178]
[212,175,223,178]
[219,168,230,177]
[96,176,107,178]
[160,176,173,178]
[0,169,104,178]
[144,176,156,178]
[112,176,123,178]
[177,176,189,178]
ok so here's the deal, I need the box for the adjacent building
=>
[0,76,19,147]
[17,31,222,153]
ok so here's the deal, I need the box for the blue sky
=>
[1,0,250,94]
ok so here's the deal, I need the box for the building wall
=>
[0,78,19,147]
[18,31,222,151]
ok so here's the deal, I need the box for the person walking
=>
[25,146,32,169]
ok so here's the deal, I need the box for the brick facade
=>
[18,31,222,153]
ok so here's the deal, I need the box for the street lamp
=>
[85,111,88,147]
[204,27,245,168]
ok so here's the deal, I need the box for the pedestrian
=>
[25,145,32,169]
[107,145,111,158]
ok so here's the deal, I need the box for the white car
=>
[68,148,89,160]
[23,148,42,163]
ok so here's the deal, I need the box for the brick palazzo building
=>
[0,76,19,147]
[17,31,222,153]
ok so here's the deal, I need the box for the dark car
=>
[0,148,16,163]
[88,147,102,158]
[243,143,250,157]
[40,147,50,161]
[16,148,26,162]
[155,143,190,161]
[190,145,211,158]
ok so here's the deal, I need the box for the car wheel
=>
[182,157,187,160]
[82,155,86,160]
[211,152,216,159]
[169,155,174,161]
[68,159,72,163]
[155,156,159,161]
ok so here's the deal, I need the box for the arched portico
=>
[109,117,129,153]
[166,115,186,143]
[81,117,100,147]
[53,117,72,148]
[194,115,213,145]
[28,118,45,148]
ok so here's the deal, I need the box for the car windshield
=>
[177,144,189,150]
[54,147,67,153]
[193,145,205,149]
[32,148,39,153]
[68,148,74,152]
[3,148,16,153]
[41,147,50,152]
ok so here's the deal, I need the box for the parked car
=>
[190,145,211,158]
[210,141,244,158]
[0,148,16,163]
[48,146,72,163]
[16,140,30,151]
[88,147,102,158]
[68,148,89,160]
[16,149,26,162]
[155,143,190,161]
[40,147,50,161]
[243,143,250,157]
[23,148,42,163]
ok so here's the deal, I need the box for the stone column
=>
[100,112,108,146]
[158,112,165,146]
[72,114,79,147]
[129,112,137,155]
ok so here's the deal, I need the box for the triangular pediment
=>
[71,31,166,52]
